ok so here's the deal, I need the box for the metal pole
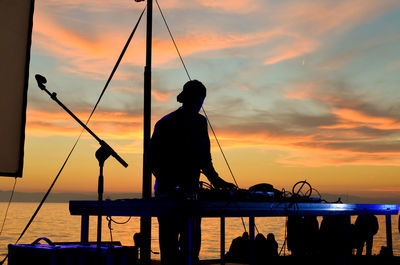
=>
[220,217,225,265]
[249,217,255,265]
[97,163,104,250]
[140,0,153,263]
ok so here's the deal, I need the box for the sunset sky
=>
[2,0,400,201]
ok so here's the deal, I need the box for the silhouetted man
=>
[147,80,235,265]
[354,214,379,256]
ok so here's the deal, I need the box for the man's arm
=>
[201,117,236,190]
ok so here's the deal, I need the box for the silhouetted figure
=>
[319,215,352,261]
[226,232,278,264]
[354,214,379,256]
[225,232,250,263]
[254,233,268,264]
[287,216,306,256]
[265,233,279,257]
[254,233,276,264]
[303,215,320,255]
[147,80,236,265]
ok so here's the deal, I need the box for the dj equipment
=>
[196,182,318,203]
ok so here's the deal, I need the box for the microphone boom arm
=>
[35,74,128,168]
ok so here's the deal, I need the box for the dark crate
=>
[8,241,137,265]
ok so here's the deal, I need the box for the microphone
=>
[35,74,47,90]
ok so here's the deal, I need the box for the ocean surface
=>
[0,202,399,263]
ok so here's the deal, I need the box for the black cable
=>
[279,217,288,256]
[201,109,240,188]
[108,216,132,225]
[312,188,321,199]
[107,216,114,242]
[0,8,146,265]
[106,216,132,244]
[0,177,17,237]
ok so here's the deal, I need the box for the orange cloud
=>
[284,82,316,100]
[26,109,143,139]
[208,129,400,167]
[325,109,400,131]
[26,107,400,166]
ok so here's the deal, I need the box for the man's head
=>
[177,80,206,114]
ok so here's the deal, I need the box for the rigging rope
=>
[155,0,191,81]
[0,8,146,265]
[0,178,17,237]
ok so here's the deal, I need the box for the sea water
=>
[0,202,399,263]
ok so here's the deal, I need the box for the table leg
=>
[220,217,225,265]
[385,214,393,255]
[249,216,255,265]
[187,217,194,265]
[81,215,89,244]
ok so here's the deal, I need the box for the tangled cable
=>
[106,216,132,242]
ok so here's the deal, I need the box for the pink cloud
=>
[198,0,259,14]
[273,0,400,36]
[34,6,279,78]
[110,86,174,102]
[263,34,318,65]
[151,90,173,102]
[33,7,146,79]
[262,0,400,65]
[32,0,400,76]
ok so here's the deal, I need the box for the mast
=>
[141,0,152,263]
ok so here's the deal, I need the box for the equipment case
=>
[8,238,137,265]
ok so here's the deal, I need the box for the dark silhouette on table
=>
[146,80,236,265]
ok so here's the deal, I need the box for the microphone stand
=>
[35,74,128,250]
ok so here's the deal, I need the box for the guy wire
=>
[0,177,17,237]
[155,0,191,81]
